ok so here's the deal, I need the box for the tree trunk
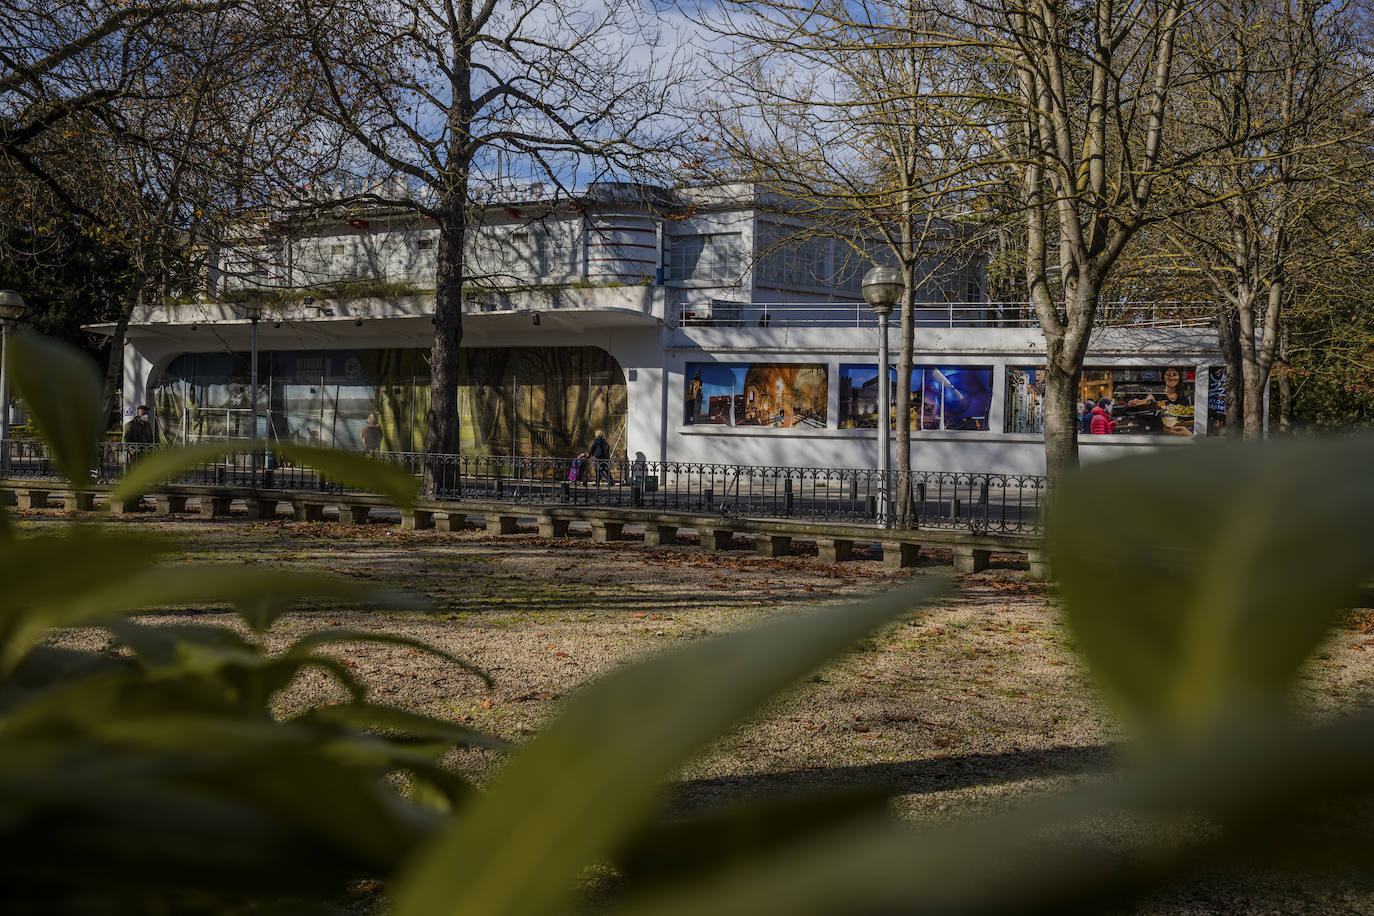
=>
[426,193,467,463]
[1215,305,1244,438]
[1041,359,1080,480]
[894,267,915,518]
[1277,325,1292,434]
[103,285,141,431]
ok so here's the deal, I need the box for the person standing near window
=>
[360,413,383,454]
[587,428,614,484]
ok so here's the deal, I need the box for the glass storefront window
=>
[684,363,828,428]
[838,364,992,431]
[1005,366,1198,436]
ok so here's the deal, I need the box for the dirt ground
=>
[24,509,1374,914]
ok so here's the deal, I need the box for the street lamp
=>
[0,290,27,476]
[244,302,263,483]
[862,267,903,527]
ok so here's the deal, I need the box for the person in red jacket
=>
[1089,397,1116,435]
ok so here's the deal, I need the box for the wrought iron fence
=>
[0,440,1048,534]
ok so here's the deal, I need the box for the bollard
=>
[783,478,794,516]
[702,486,712,510]
[630,482,643,508]
[979,481,989,504]
[561,481,571,501]
[865,495,877,519]
[848,476,858,500]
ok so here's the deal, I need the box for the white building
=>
[106,183,1223,476]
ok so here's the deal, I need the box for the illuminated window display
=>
[683,363,828,428]
[151,346,626,458]
[1005,366,1197,436]
[838,364,993,431]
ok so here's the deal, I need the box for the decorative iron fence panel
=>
[2,441,1049,534]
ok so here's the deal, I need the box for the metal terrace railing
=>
[675,300,1215,330]
[1,441,1049,535]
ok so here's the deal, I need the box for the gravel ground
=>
[23,509,1374,914]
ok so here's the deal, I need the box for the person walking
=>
[123,405,156,445]
[587,428,614,484]
[1089,398,1116,435]
[360,412,383,454]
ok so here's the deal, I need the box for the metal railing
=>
[674,300,1215,330]
[0,441,1048,535]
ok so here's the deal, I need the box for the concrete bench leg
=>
[201,496,232,518]
[16,489,49,510]
[755,534,792,558]
[486,514,518,535]
[156,495,189,514]
[702,528,736,552]
[591,520,625,542]
[1026,550,1053,581]
[342,504,372,526]
[538,516,570,538]
[291,500,324,522]
[0,490,15,506]
[643,524,677,547]
[883,541,920,569]
[816,538,854,564]
[402,508,435,531]
[245,498,279,520]
[107,493,141,513]
[953,546,993,573]
[435,512,464,532]
[64,491,96,512]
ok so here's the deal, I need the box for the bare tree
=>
[281,0,682,464]
[1158,0,1372,439]
[696,0,992,493]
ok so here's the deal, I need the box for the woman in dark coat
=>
[588,428,614,484]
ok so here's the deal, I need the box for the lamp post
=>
[244,302,263,481]
[862,267,903,527]
[0,291,27,476]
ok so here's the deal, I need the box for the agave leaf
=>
[287,630,490,687]
[301,702,509,751]
[614,713,1374,916]
[2,560,411,673]
[4,333,105,488]
[108,621,257,669]
[1049,437,1374,745]
[390,579,947,916]
[275,444,420,510]
[109,442,246,504]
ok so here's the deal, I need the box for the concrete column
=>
[156,495,189,514]
[953,545,992,573]
[755,534,792,558]
[64,491,96,512]
[816,538,854,564]
[882,540,920,569]
[702,528,736,552]
[291,500,324,522]
[201,495,232,518]
[1026,549,1052,581]
[16,489,49,510]
[342,504,372,525]
[402,508,435,531]
[642,524,677,547]
[591,520,625,542]
[538,516,570,538]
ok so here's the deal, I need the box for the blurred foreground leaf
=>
[1050,437,1374,744]
[276,444,420,510]
[391,579,948,916]
[5,333,104,488]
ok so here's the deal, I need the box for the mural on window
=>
[1005,366,1197,436]
[684,363,827,428]
[150,346,626,458]
[838,365,993,431]
[1206,366,1229,436]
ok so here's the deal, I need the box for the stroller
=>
[568,452,589,482]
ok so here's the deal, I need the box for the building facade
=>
[105,183,1223,476]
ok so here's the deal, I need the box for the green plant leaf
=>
[5,333,105,488]
[109,442,245,503]
[275,444,420,510]
[390,579,948,916]
[1049,437,1374,744]
[286,630,490,687]
[301,702,508,751]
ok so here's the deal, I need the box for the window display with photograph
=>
[684,363,828,428]
[1005,365,1198,436]
[838,364,993,431]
